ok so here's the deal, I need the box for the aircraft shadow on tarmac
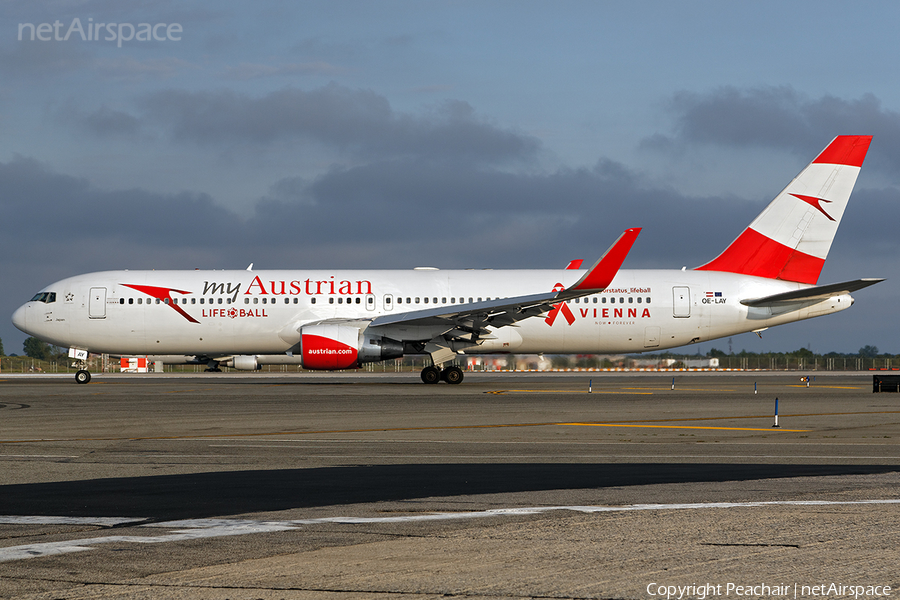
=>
[1,464,897,521]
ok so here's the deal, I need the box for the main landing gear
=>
[420,365,464,385]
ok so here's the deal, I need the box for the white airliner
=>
[12,135,882,384]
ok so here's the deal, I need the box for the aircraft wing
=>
[740,278,884,307]
[369,228,641,336]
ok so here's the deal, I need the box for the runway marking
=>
[5,409,900,444]
[486,389,653,395]
[0,455,79,458]
[563,423,809,432]
[787,385,863,389]
[2,499,899,563]
[0,516,145,526]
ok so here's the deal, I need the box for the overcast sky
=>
[2,0,899,357]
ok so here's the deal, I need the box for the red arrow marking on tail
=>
[790,193,835,221]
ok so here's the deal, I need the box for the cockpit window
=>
[30,292,57,303]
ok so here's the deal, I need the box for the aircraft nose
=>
[11,304,29,334]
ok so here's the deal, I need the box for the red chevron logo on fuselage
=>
[789,193,835,221]
[121,283,199,323]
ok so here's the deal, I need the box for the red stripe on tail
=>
[695,228,824,284]
[813,135,872,167]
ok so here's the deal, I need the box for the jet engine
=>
[228,355,262,371]
[300,323,403,370]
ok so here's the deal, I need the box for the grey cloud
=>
[0,156,241,247]
[222,61,345,80]
[82,105,142,136]
[250,158,763,269]
[0,38,93,76]
[643,87,900,175]
[71,84,541,164]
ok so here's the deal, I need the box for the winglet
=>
[568,228,641,291]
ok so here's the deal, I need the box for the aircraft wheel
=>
[421,366,441,384]
[442,366,464,385]
[75,370,91,384]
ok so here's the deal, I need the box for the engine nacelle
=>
[227,355,261,371]
[300,323,403,370]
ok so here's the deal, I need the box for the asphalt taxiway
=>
[1,372,899,599]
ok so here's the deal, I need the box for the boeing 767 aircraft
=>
[13,135,882,384]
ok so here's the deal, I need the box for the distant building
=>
[683,357,720,368]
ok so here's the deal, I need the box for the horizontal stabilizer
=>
[741,278,884,307]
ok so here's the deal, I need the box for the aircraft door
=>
[643,326,660,348]
[366,294,375,311]
[383,294,394,311]
[673,286,691,318]
[89,287,107,319]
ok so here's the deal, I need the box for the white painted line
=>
[0,516,145,526]
[2,499,899,562]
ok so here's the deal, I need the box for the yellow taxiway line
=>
[561,422,808,432]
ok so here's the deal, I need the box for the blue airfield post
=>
[773,397,780,428]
